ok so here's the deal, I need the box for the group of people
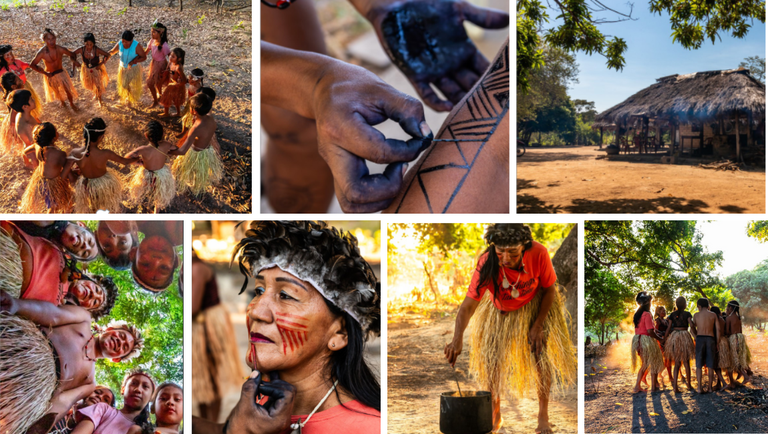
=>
[632,293,753,394]
[0,23,224,214]
[0,220,183,434]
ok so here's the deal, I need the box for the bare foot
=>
[696,386,704,394]
[536,417,554,434]
[150,100,159,108]
[686,382,694,391]
[632,386,646,394]
[673,387,681,393]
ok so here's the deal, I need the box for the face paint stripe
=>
[275,312,308,321]
[296,331,303,345]
[278,327,287,354]
[285,329,296,351]
[275,318,308,329]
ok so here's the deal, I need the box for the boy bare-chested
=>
[7,89,40,168]
[690,298,721,394]
[29,29,80,110]
[0,289,142,433]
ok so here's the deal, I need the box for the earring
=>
[332,343,336,348]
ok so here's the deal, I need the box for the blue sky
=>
[542,5,766,112]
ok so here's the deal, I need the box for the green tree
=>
[724,260,768,329]
[584,268,633,344]
[517,0,766,92]
[746,220,768,242]
[739,55,766,84]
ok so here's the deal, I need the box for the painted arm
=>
[383,38,510,213]
[444,295,480,367]
[262,40,430,213]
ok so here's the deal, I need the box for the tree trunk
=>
[422,260,440,307]
[552,226,578,345]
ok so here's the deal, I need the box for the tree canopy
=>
[724,259,768,329]
[517,0,766,92]
[739,55,766,84]
[83,221,184,406]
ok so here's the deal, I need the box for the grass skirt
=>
[24,81,42,120]
[632,334,664,375]
[43,71,78,103]
[128,165,175,210]
[192,304,244,405]
[180,101,193,129]
[19,168,73,214]
[80,63,109,98]
[117,65,143,104]
[664,329,695,363]
[468,286,576,397]
[717,336,734,370]
[74,170,123,213]
[146,59,169,91]
[160,81,186,108]
[0,313,58,434]
[728,333,752,372]
[0,111,22,154]
[173,143,223,196]
[0,227,23,298]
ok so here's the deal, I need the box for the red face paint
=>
[275,312,309,354]
[246,299,256,365]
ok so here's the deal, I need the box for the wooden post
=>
[735,110,741,162]
[698,122,704,155]
[748,112,753,146]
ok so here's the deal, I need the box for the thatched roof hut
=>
[595,68,765,125]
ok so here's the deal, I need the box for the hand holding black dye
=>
[371,0,509,112]
[224,370,295,434]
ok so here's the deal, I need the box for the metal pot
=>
[439,391,492,434]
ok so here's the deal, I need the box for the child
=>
[177,67,204,133]
[171,93,223,195]
[710,306,732,390]
[29,28,80,110]
[663,296,695,392]
[125,121,177,213]
[145,22,171,107]
[109,30,147,106]
[9,89,40,168]
[73,33,111,108]
[653,306,673,385]
[690,298,721,394]
[159,48,186,117]
[127,382,182,434]
[1,72,24,153]
[631,292,664,393]
[0,44,43,119]
[177,84,213,139]
[70,117,139,213]
[725,300,753,385]
[19,122,75,213]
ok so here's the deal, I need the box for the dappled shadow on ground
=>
[517,194,727,214]
[517,148,601,163]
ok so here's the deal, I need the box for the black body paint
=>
[381,2,474,78]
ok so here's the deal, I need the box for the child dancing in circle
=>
[178,67,204,134]
[125,120,177,213]
[146,22,171,107]
[19,122,75,213]
[171,93,222,195]
[159,48,186,117]
[0,45,42,119]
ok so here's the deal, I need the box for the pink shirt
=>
[635,311,654,336]
[78,403,135,434]
[147,40,170,62]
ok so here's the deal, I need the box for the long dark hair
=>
[477,223,533,303]
[633,292,652,328]
[0,45,12,70]
[2,71,17,98]
[322,297,380,412]
[477,245,501,302]
[152,22,169,46]
[133,405,154,434]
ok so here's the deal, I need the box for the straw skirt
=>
[80,63,109,98]
[160,81,186,108]
[0,111,22,154]
[632,334,664,375]
[20,167,73,214]
[24,81,42,120]
[117,65,143,104]
[0,226,23,298]
[728,333,752,372]
[0,313,58,434]
[128,165,175,210]
[717,336,734,371]
[664,329,695,363]
[469,286,576,397]
[192,304,244,404]
[173,144,223,196]
[43,71,78,103]
[74,170,123,213]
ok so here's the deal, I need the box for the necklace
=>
[290,380,339,434]
[501,255,525,298]
[83,334,96,362]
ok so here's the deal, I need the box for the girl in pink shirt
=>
[631,292,664,393]
[145,22,171,107]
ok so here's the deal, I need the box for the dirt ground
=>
[517,147,765,213]
[585,332,768,433]
[388,305,577,434]
[0,1,251,213]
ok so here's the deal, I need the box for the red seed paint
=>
[275,313,309,354]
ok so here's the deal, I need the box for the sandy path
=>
[517,147,765,213]
[388,309,577,434]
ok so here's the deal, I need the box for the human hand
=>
[366,0,509,111]
[529,323,546,356]
[444,338,463,367]
[312,60,432,212]
[225,371,295,434]
[0,289,18,314]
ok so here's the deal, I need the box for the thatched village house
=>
[593,68,765,161]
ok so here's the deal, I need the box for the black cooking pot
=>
[439,391,492,434]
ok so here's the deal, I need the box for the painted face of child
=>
[97,221,135,259]
[61,222,99,260]
[70,279,106,310]
[494,244,524,269]
[245,267,342,373]
[154,385,183,426]
[135,235,176,291]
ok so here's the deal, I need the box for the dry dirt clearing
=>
[388,307,577,434]
[0,2,251,213]
[517,147,764,214]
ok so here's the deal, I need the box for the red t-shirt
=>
[466,241,557,311]
[285,400,380,434]
[635,311,654,336]
[0,60,30,83]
